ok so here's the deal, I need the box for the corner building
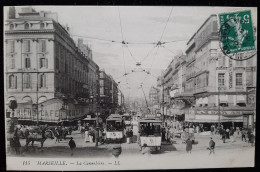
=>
[183,15,256,129]
[4,7,98,124]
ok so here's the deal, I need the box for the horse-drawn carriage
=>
[105,114,125,143]
[138,117,162,152]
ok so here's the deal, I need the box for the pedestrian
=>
[68,137,76,156]
[225,128,230,139]
[210,125,214,135]
[208,137,215,155]
[88,128,94,143]
[248,133,255,147]
[80,126,85,139]
[141,144,151,156]
[241,128,247,142]
[222,131,226,143]
[84,129,89,142]
[247,129,252,143]
[186,138,192,154]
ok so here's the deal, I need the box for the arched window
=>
[25,23,29,29]
[10,24,14,30]
[22,96,32,104]
[9,74,17,89]
[39,73,47,88]
[38,96,47,103]
[40,23,45,29]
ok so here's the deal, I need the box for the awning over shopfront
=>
[219,95,228,103]
[236,95,246,103]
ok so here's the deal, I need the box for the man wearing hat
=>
[68,137,76,156]
[209,137,215,155]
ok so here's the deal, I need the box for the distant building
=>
[4,7,99,123]
[148,86,160,114]
[99,70,119,117]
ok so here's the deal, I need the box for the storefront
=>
[185,107,255,129]
[5,98,87,124]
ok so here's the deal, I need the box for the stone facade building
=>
[157,14,256,129]
[99,70,119,117]
[4,7,100,123]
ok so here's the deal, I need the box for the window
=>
[39,74,47,88]
[10,40,15,53]
[218,73,225,86]
[25,23,29,29]
[9,75,17,88]
[218,56,226,66]
[25,57,31,68]
[39,40,46,52]
[23,40,30,52]
[39,58,48,68]
[9,57,15,69]
[56,58,59,69]
[236,73,243,86]
[10,24,14,30]
[23,74,31,88]
[40,23,45,29]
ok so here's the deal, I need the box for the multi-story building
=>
[148,86,160,114]
[118,89,125,113]
[157,14,256,130]
[77,38,100,114]
[99,70,119,117]
[4,7,99,123]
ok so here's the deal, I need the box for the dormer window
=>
[40,23,45,29]
[10,24,14,30]
[25,23,29,30]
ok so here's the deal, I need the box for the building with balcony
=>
[183,14,256,129]
[99,70,119,118]
[148,86,160,114]
[4,7,99,124]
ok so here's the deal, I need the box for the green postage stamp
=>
[219,10,256,57]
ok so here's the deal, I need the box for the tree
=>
[8,100,17,117]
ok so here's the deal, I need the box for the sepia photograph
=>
[4,5,257,171]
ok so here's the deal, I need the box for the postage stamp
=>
[218,10,256,61]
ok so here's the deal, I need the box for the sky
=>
[6,6,257,99]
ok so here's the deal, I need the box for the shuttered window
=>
[39,58,48,68]
[9,57,15,69]
[39,40,46,52]
[23,40,30,52]
[9,75,17,88]
[40,74,47,88]
[23,74,31,88]
[236,73,243,86]
[10,40,15,53]
[218,73,225,86]
[25,57,31,68]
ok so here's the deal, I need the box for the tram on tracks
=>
[105,114,125,143]
[138,117,162,152]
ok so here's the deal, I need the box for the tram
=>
[122,113,132,126]
[105,114,125,143]
[138,117,162,152]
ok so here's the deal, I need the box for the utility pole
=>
[162,80,165,126]
[218,86,220,127]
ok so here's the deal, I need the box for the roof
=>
[139,118,162,123]
[107,114,122,120]
[82,118,97,121]
[122,113,130,117]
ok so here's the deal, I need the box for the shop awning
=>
[237,95,246,103]
[220,95,228,103]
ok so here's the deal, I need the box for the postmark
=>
[218,10,256,61]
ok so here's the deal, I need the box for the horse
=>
[25,129,54,151]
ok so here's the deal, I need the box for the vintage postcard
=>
[4,6,256,171]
